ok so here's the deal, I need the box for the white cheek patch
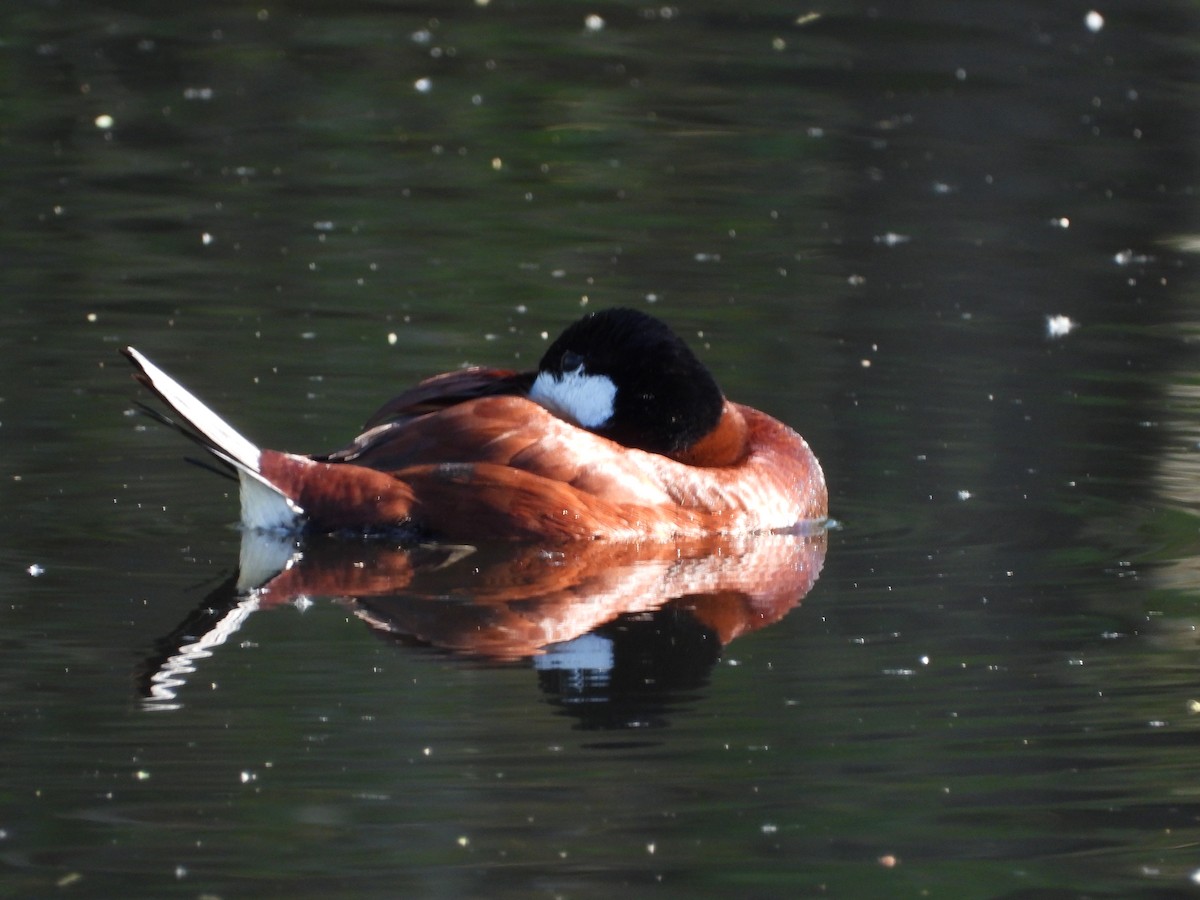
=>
[530,367,617,429]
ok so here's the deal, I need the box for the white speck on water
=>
[955,67,967,81]
[410,29,432,44]
[957,490,972,500]
[584,14,605,31]
[761,823,778,834]
[183,86,214,101]
[1113,248,1152,266]
[1085,10,1105,32]
[1046,314,1077,338]
[874,232,910,246]
[94,114,114,130]
[240,770,257,783]
[175,865,187,880]
[27,564,44,577]
[201,232,214,246]
[1050,216,1070,228]
[387,332,398,345]
[414,77,432,93]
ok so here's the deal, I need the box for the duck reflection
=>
[140,529,826,726]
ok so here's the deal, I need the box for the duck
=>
[122,307,827,542]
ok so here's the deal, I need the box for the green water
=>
[1,1,1198,896]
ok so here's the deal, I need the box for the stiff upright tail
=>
[122,347,305,532]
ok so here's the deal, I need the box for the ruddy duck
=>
[123,307,826,541]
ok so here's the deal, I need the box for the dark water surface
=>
[2,1,1199,897]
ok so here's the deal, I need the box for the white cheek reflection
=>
[530,367,616,429]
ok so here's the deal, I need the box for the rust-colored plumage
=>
[123,308,826,542]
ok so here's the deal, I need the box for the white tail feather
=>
[125,347,260,468]
[125,347,305,532]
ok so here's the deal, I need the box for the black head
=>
[530,307,725,456]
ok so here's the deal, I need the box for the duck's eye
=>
[560,350,585,373]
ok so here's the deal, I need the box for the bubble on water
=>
[584,14,605,31]
[94,114,114,130]
[1085,11,1104,32]
[414,77,432,94]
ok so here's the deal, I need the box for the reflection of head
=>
[535,603,724,734]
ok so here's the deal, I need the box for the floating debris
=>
[1113,248,1153,266]
[1046,314,1077,338]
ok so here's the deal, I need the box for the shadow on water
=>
[138,529,826,732]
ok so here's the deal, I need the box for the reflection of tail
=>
[135,532,304,710]
[136,572,259,710]
[123,347,304,532]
